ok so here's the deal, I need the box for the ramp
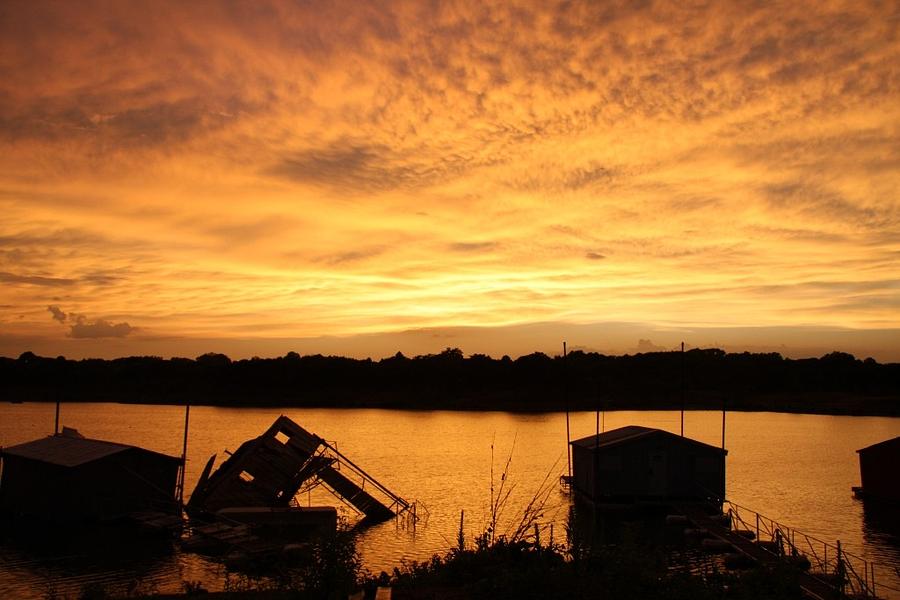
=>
[318,464,395,521]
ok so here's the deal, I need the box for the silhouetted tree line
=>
[2,348,898,415]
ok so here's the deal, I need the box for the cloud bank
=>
[0,1,897,359]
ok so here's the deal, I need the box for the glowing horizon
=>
[1,1,898,361]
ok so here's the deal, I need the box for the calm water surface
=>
[1,403,898,598]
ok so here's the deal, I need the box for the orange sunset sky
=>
[1,1,898,361]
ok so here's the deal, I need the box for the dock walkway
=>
[677,504,842,600]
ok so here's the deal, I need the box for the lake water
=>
[1,403,898,598]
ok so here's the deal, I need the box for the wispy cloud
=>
[47,305,67,322]
[0,271,75,287]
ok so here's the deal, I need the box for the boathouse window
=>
[275,430,290,445]
[239,470,255,482]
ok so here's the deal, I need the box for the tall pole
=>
[680,341,685,437]
[721,398,726,450]
[54,400,60,435]
[178,401,191,507]
[564,341,571,479]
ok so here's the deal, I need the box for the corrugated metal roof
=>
[857,435,900,454]
[571,425,727,454]
[1,435,178,467]
[571,425,656,449]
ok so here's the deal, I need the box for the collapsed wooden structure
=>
[187,416,413,523]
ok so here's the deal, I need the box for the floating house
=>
[0,427,181,522]
[188,415,412,524]
[854,436,900,502]
[570,426,726,505]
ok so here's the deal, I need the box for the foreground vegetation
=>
[378,536,805,600]
[4,347,899,415]
[52,527,806,600]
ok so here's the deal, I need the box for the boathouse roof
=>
[857,435,900,455]
[571,425,727,454]
[1,432,180,468]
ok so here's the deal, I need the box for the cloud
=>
[47,305,67,323]
[69,316,136,339]
[585,252,605,260]
[266,141,482,192]
[313,247,387,265]
[635,339,666,353]
[0,271,76,286]
[448,242,497,253]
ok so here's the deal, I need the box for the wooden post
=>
[872,561,876,598]
[864,561,868,598]
[54,400,60,435]
[178,401,191,507]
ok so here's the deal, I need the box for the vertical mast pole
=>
[721,398,726,450]
[680,341,685,437]
[564,341,571,479]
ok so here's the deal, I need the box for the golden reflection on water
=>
[1,403,898,598]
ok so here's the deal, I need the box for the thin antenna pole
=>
[178,401,191,507]
[564,341,571,479]
[721,398,726,450]
[54,400,60,435]
[680,341,685,437]
[595,409,599,439]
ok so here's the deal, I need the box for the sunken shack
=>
[188,416,409,523]
[0,428,181,522]
[855,436,900,502]
[570,426,726,505]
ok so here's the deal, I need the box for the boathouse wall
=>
[857,436,900,502]
[0,439,180,522]
[571,426,726,504]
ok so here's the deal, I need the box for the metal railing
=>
[724,500,898,599]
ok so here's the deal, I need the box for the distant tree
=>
[196,352,232,367]
[17,351,37,363]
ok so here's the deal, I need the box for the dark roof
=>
[571,425,727,455]
[857,436,900,455]
[1,435,180,468]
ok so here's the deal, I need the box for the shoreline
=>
[5,393,899,417]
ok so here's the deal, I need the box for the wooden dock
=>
[677,504,846,600]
